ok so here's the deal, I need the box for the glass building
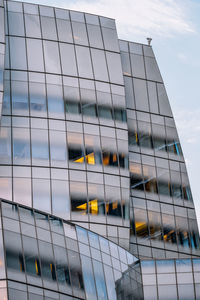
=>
[0,0,199,299]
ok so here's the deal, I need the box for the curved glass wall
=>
[0,199,143,300]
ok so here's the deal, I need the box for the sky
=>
[15,0,200,228]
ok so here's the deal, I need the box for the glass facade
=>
[0,199,143,300]
[119,40,200,259]
[141,258,200,300]
[0,0,199,299]
[0,0,130,251]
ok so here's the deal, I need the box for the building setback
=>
[0,0,199,299]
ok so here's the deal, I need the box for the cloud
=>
[63,0,195,39]
[175,109,200,146]
[177,53,188,63]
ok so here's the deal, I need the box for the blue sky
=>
[15,0,200,228]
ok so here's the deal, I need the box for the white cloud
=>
[63,0,195,39]
[177,53,188,62]
[175,109,200,145]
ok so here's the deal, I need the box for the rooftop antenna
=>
[147,37,152,46]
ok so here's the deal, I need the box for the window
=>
[31,129,49,165]
[114,108,126,122]
[29,82,47,117]
[65,101,80,114]
[68,146,84,163]
[102,151,118,167]
[9,37,27,70]
[50,131,67,167]
[12,80,29,116]
[43,41,61,74]
[98,106,113,120]
[13,128,30,165]
[22,236,41,278]
[27,39,44,72]
[82,103,97,117]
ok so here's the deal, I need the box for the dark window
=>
[114,108,126,122]
[65,101,80,114]
[119,153,128,168]
[85,148,102,165]
[102,151,118,167]
[138,131,153,149]
[128,131,139,146]
[98,106,113,120]
[130,175,144,191]
[82,103,97,117]
[68,147,84,163]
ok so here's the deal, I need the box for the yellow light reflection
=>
[86,152,95,165]
[103,154,109,166]
[135,132,138,143]
[89,199,98,215]
[135,222,147,231]
[113,153,117,162]
[76,203,87,215]
[74,156,84,163]
[112,201,118,210]
[163,230,174,241]
[35,259,39,275]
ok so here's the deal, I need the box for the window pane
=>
[53,245,72,294]
[33,179,51,213]
[82,103,97,117]
[76,46,93,79]
[0,127,11,164]
[52,180,70,219]
[124,76,135,109]
[133,78,149,112]
[38,240,57,290]
[56,19,73,43]
[66,101,80,114]
[0,178,12,201]
[106,52,123,85]
[50,131,67,167]
[8,12,24,36]
[0,7,5,43]
[30,82,47,117]
[43,41,61,74]
[60,43,77,76]
[25,14,41,38]
[91,49,109,82]
[47,84,64,119]
[93,260,107,299]
[72,22,89,46]
[4,230,25,281]
[87,24,103,48]
[81,255,97,300]
[27,39,44,72]
[13,128,30,165]
[13,178,31,207]
[67,250,84,298]
[99,106,113,120]
[9,37,27,70]
[103,265,116,300]
[102,27,119,52]
[22,235,42,284]
[31,129,49,166]
[130,53,145,79]
[41,16,57,40]
[12,80,29,116]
